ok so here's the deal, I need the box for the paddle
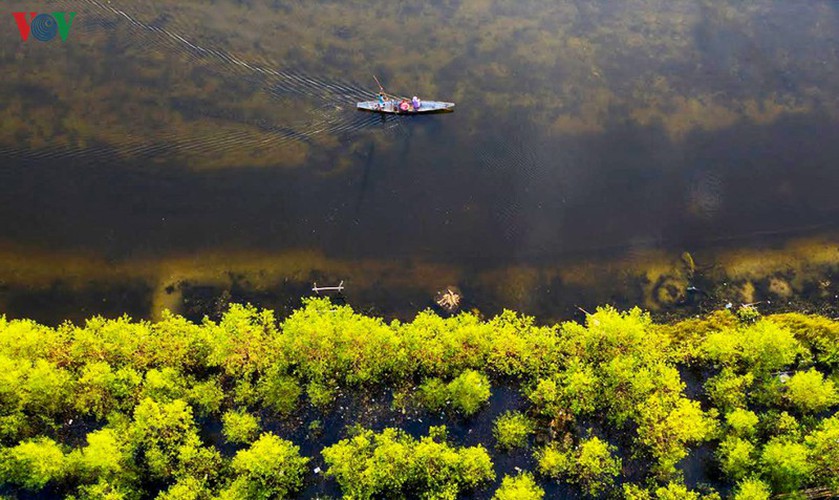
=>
[372,75,406,101]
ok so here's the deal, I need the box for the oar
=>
[372,75,407,101]
[372,74,386,93]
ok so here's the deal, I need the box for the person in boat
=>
[399,99,410,113]
[412,96,421,111]
[377,92,385,108]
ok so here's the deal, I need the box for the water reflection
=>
[1,0,838,322]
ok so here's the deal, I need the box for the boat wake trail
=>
[27,0,408,166]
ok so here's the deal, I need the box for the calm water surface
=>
[1,0,839,323]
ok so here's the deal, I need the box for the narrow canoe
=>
[357,100,455,114]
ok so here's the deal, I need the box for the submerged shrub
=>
[760,438,813,493]
[0,437,66,490]
[68,428,129,484]
[805,415,839,489]
[653,481,702,500]
[699,320,805,374]
[419,371,492,416]
[447,370,492,416]
[769,313,839,367]
[784,368,838,414]
[222,409,260,444]
[493,411,535,450]
[492,472,544,500]
[636,397,718,477]
[129,398,208,480]
[322,426,494,499]
[732,478,771,500]
[704,369,754,412]
[418,377,450,412]
[537,436,621,497]
[725,408,759,438]
[281,298,406,384]
[222,433,308,499]
[716,436,756,482]
[306,380,337,409]
[258,372,301,415]
[2,300,839,497]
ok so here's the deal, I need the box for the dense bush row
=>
[1,298,838,498]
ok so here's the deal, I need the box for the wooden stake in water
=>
[312,280,345,294]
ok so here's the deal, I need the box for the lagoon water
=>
[1,0,839,323]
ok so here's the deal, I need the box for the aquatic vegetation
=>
[716,436,757,482]
[493,411,535,450]
[784,368,838,414]
[725,408,759,438]
[221,409,260,445]
[0,437,66,490]
[759,438,813,493]
[732,478,771,500]
[0,298,837,498]
[322,426,494,499]
[222,433,308,499]
[537,436,621,497]
[492,472,544,500]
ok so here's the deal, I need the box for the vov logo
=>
[13,12,76,42]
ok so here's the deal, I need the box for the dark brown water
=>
[2,0,839,324]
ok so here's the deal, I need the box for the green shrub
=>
[732,478,771,500]
[306,380,337,409]
[704,369,754,412]
[653,481,701,500]
[699,321,804,374]
[636,397,718,477]
[759,411,800,440]
[418,377,449,412]
[784,368,838,413]
[493,411,535,450]
[536,442,573,478]
[221,409,260,444]
[537,436,620,497]
[447,370,491,416]
[623,483,653,500]
[0,437,66,490]
[68,428,128,482]
[257,372,301,415]
[769,313,839,367]
[322,426,494,499]
[281,298,407,383]
[207,304,280,379]
[559,361,599,415]
[187,379,224,417]
[222,433,308,499]
[804,415,839,490]
[716,436,756,481]
[527,378,561,417]
[140,368,186,403]
[129,398,203,479]
[575,437,622,496]
[3,300,839,498]
[492,472,544,500]
[24,359,73,418]
[726,408,759,438]
[760,438,813,493]
[157,475,212,500]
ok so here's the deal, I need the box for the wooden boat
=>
[357,99,455,114]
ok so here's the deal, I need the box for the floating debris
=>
[435,286,462,313]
